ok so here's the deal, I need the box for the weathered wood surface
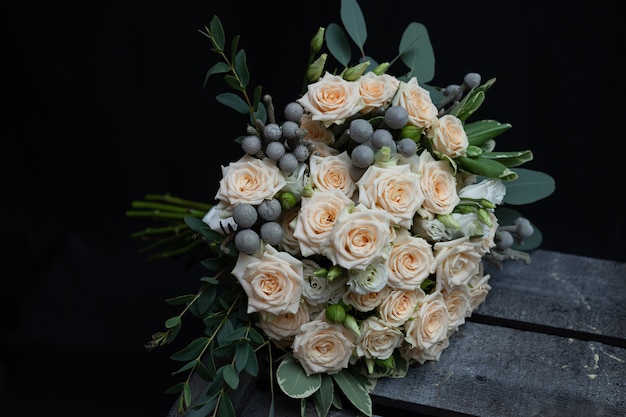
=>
[169,249,626,417]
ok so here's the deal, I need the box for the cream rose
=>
[342,285,391,312]
[355,316,404,360]
[292,189,353,257]
[279,209,301,256]
[404,291,450,350]
[387,230,434,290]
[442,284,472,333]
[468,269,492,310]
[357,163,424,228]
[323,204,392,270]
[215,155,287,208]
[256,301,314,348]
[231,244,303,315]
[357,72,400,114]
[292,312,357,376]
[430,114,468,158]
[391,77,438,130]
[300,114,336,145]
[377,287,424,327]
[418,154,460,218]
[401,337,450,364]
[297,72,365,127]
[309,151,357,198]
[430,237,483,292]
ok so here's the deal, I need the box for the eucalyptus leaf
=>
[170,337,209,362]
[276,355,322,399]
[332,370,372,416]
[243,346,259,377]
[421,82,443,106]
[313,373,334,417]
[164,381,186,394]
[340,0,367,50]
[165,294,196,306]
[230,35,240,65]
[204,62,230,83]
[171,358,199,376]
[190,285,216,317]
[222,364,239,390]
[216,394,235,417]
[209,16,225,50]
[464,119,512,146]
[216,92,249,114]
[399,22,435,83]
[503,168,556,205]
[234,49,249,88]
[224,75,245,92]
[165,316,181,329]
[234,342,249,373]
[325,23,351,67]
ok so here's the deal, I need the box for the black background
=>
[2,1,624,416]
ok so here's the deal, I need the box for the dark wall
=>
[2,1,623,416]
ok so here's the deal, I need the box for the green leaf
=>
[399,22,435,83]
[172,359,200,376]
[276,355,322,399]
[464,120,512,146]
[234,342,249,372]
[234,49,249,88]
[170,337,209,362]
[450,78,495,121]
[341,0,367,49]
[216,92,249,114]
[222,364,239,390]
[209,16,225,50]
[164,381,186,394]
[216,394,235,417]
[457,156,511,179]
[332,370,372,416]
[224,74,245,92]
[480,150,534,168]
[325,23,351,67]
[313,373,334,417]
[204,62,230,85]
[193,285,217,317]
[243,345,259,377]
[503,168,556,205]
[165,316,181,329]
[165,294,195,306]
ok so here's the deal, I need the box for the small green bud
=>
[365,358,375,374]
[400,125,422,142]
[314,267,328,277]
[342,61,370,81]
[343,314,360,335]
[466,145,483,157]
[437,213,460,229]
[477,208,493,227]
[372,62,391,75]
[310,27,325,53]
[326,265,343,281]
[377,355,395,370]
[307,53,327,81]
[375,146,391,162]
[456,204,477,214]
[326,303,346,323]
[278,191,297,210]
[479,198,496,209]
[301,184,313,198]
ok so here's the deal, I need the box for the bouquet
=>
[127,1,555,416]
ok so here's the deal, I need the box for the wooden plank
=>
[371,322,626,417]
[479,249,626,341]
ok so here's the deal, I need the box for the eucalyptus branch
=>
[143,193,213,212]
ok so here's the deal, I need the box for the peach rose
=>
[355,316,404,360]
[404,291,450,350]
[231,244,303,316]
[278,209,301,256]
[377,287,424,327]
[391,77,438,130]
[468,268,492,310]
[300,114,335,145]
[430,114,468,158]
[386,230,435,290]
[342,285,391,312]
[292,312,357,376]
[417,152,460,218]
[215,155,287,208]
[400,337,450,364]
[256,301,315,349]
[430,237,483,291]
[292,189,353,257]
[309,151,357,198]
[357,163,424,228]
[297,72,365,127]
[357,72,400,114]
[442,284,472,333]
[323,204,392,270]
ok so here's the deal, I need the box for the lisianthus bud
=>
[326,303,346,323]
[310,27,325,53]
[278,191,297,210]
[306,53,327,82]
[314,267,328,277]
[437,213,460,229]
[343,314,360,336]
[477,207,492,227]
[372,62,390,75]
[400,125,422,142]
[479,198,496,209]
[342,61,370,81]
[365,357,375,374]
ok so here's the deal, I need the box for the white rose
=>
[442,284,472,333]
[357,72,400,114]
[355,316,404,360]
[468,268,492,310]
[292,189,353,257]
[297,72,365,127]
[387,229,435,290]
[292,312,357,376]
[430,237,483,292]
[404,291,450,350]
[231,245,303,315]
[430,114,468,158]
[378,287,425,327]
[342,285,391,312]
[301,258,349,306]
[357,163,424,228]
[323,204,392,270]
[309,151,357,198]
[347,262,388,294]
[391,77,438,130]
[215,155,287,208]
[401,337,450,364]
[279,209,301,256]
